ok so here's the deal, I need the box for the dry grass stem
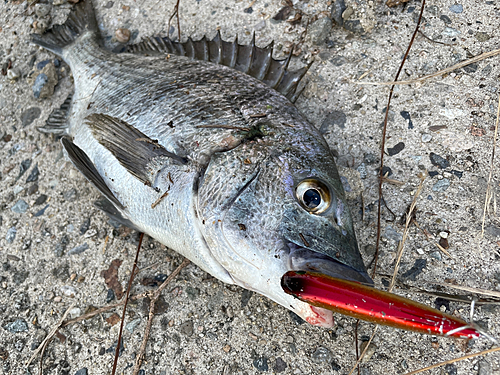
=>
[348,326,379,375]
[402,346,500,375]
[358,48,500,86]
[27,303,75,373]
[434,241,452,258]
[133,258,190,374]
[389,174,426,291]
[434,282,500,299]
[481,94,500,236]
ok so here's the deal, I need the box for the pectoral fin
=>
[61,137,124,210]
[86,113,187,185]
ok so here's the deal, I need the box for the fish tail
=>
[30,0,99,56]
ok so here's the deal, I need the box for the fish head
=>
[197,124,371,326]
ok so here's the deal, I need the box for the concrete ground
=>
[1,0,500,374]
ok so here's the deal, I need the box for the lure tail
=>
[30,0,99,56]
[282,271,480,339]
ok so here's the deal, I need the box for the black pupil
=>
[303,189,321,209]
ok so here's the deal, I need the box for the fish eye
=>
[295,179,331,214]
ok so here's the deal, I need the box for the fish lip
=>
[286,242,373,286]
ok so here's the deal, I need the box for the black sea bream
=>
[32,0,374,327]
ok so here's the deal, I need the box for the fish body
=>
[33,1,371,326]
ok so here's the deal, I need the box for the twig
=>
[482,93,500,235]
[112,233,145,375]
[388,174,426,291]
[417,30,456,46]
[358,48,500,86]
[26,303,76,373]
[434,282,500,299]
[167,0,182,41]
[348,326,379,375]
[132,258,190,375]
[434,241,452,258]
[403,346,500,375]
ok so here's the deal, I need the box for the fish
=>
[31,0,480,338]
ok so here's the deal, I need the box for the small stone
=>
[60,285,77,298]
[69,307,81,319]
[79,218,90,235]
[106,289,115,303]
[31,63,58,98]
[478,360,491,375]
[11,199,29,214]
[180,320,193,336]
[6,227,17,243]
[475,32,491,42]
[14,339,25,352]
[402,259,427,281]
[253,356,268,372]
[241,289,253,308]
[307,17,332,44]
[421,134,432,142]
[429,152,450,169]
[434,297,450,312]
[449,4,463,13]
[439,14,452,24]
[125,318,141,333]
[6,68,21,81]
[104,1,114,8]
[35,194,48,205]
[432,178,450,192]
[439,231,449,239]
[27,183,39,195]
[320,111,346,133]
[387,142,405,156]
[26,164,39,182]
[400,111,413,129]
[244,6,253,13]
[360,341,377,362]
[36,60,51,70]
[75,368,88,375]
[223,344,231,353]
[3,319,28,333]
[312,346,333,364]
[67,243,89,255]
[63,188,78,202]
[35,3,51,17]
[331,359,341,371]
[357,163,367,179]
[115,28,131,43]
[444,363,457,375]
[18,159,32,179]
[383,226,402,242]
[430,251,442,261]
[340,176,351,192]
[442,27,461,37]
[186,286,200,300]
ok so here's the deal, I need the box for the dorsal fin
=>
[125,33,310,102]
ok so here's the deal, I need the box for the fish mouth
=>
[286,242,373,286]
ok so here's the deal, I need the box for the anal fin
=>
[61,137,125,210]
[38,93,73,135]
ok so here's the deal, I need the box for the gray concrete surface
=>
[1,0,500,374]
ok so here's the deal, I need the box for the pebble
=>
[253,356,268,372]
[307,17,332,44]
[106,289,115,303]
[11,199,29,214]
[434,297,450,312]
[440,14,452,24]
[432,178,450,192]
[69,307,81,319]
[274,358,287,373]
[18,159,32,178]
[125,318,141,333]
[383,226,402,242]
[28,183,39,195]
[3,319,28,333]
[449,4,463,13]
[75,368,88,375]
[421,134,432,142]
[430,251,442,261]
[340,176,351,192]
[357,163,367,179]
[360,341,377,362]
[63,188,78,202]
[26,164,39,182]
[331,359,341,371]
[33,18,50,34]
[429,152,450,169]
[115,28,131,43]
[380,166,392,177]
[475,32,491,42]
[241,289,253,308]
[104,1,114,8]
[32,63,58,99]
[186,286,200,300]
[35,194,48,205]
[442,27,461,37]
[67,243,89,255]
[35,3,51,17]
[387,142,405,156]
[36,60,51,70]
[478,360,491,375]
[180,320,193,336]
[244,6,253,13]
[34,204,49,217]
[60,285,77,298]
[444,364,457,375]
[311,346,333,364]
[79,218,90,235]
[320,111,346,133]
[6,68,21,81]
[400,111,413,129]
[14,339,25,352]
[402,258,427,280]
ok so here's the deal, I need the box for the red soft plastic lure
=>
[281,271,480,339]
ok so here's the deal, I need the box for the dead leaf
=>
[100,259,124,300]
